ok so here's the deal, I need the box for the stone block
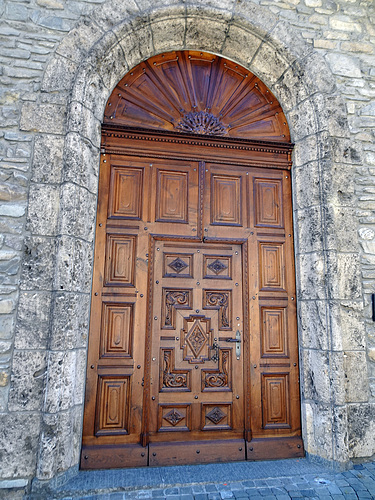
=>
[232,1,276,39]
[269,20,312,62]
[324,206,359,253]
[37,405,82,480]
[71,66,109,122]
[295,206,324,254]
[344,351,369,403]
[332,405,350,464]
[326,252,362,300]
[322,161,356,207]
[326,52,362,78]
[298,300,329,350]
[56,19,104,63]
[287,98,318,142]
[185,17,227,52]
[0,204,25,217]
[251,42,291,88]
[32,135,64,184]
[20,236,57,291]
[89,0,139,32]
[74,348,87,406]
[0,413,40,478]
[95,42,129,96]
[301,349,331,403]
[151,17,186,54]
[0,315,14,340]
[27,183,60,236]
[15,291,52,349]
[63,133,100,194]
[58,183,96,241]
[44,350,77,413]
[221,24,262,67]
[8,350,47,411]
[296,252,326,300]
[301,401,334,460]
[271,62,310,113]
[20,103,66,135]
[329,301,366,351]
[67,101,101,147]
[50,292,90,350]
[303,51,336,95]
[332,138,362,165]
[0,299,15,314]
[185,4,232,23]
[118,26,154,77]
[41,53,78,92]
[54,236,93,293]
[348,403,375,458]
[293,162,322,210]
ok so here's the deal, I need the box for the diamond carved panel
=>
[180,315,213,363]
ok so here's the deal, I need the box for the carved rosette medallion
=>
[206,406,226,425]
[163,409,184,426]
[175,111,227,136]
[208,259,227,275]
[168,257,188,274]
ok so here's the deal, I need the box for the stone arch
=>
[18,0,362,483]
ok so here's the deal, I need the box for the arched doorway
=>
[81,50,303,469]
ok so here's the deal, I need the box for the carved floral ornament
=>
[103,50,290,142]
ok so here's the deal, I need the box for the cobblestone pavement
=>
[28,459,375,499]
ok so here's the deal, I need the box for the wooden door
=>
[81,130,303,469]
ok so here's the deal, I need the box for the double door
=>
[81,140,303,468]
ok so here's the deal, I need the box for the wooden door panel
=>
[82,139,303,468]
[148,241,244,453]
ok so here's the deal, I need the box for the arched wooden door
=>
[81,51,303,469]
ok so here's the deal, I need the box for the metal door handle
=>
[226,330,241,359]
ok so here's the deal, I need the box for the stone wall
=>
[0,0,374,490]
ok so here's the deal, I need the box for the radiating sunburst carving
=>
[103,50,290,142]
[176,111,226,136]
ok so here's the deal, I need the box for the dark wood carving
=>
[202,349,231,391]
[203,290,231,330]
[103,51,290,142]
[162,289,192,329]
[161,349,191,391]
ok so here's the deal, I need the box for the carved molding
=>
[162,289,192,329]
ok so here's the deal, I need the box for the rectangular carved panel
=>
[211,175,242,226]
[203,255,232,280]
[202,349,231,392]
[261,373,290,429]
[156,170,188,223]
[261,307,288,358]
[254,179,283,227]
[108,167,143,219]
[100,303,134,358]
[158,404,191,432]
[95,376,130,436]
[259,242,285,291]
[160,349,191,392]
[104,234,136,287]
[161,288,193,329]
[163,252,194,278]
[201,403,232,430]
[203,290,232,330]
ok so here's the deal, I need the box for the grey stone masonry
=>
[0,0,375,489]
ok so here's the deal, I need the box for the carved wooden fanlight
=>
[103,50,290,142]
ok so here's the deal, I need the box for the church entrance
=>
[81,51,303,469]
